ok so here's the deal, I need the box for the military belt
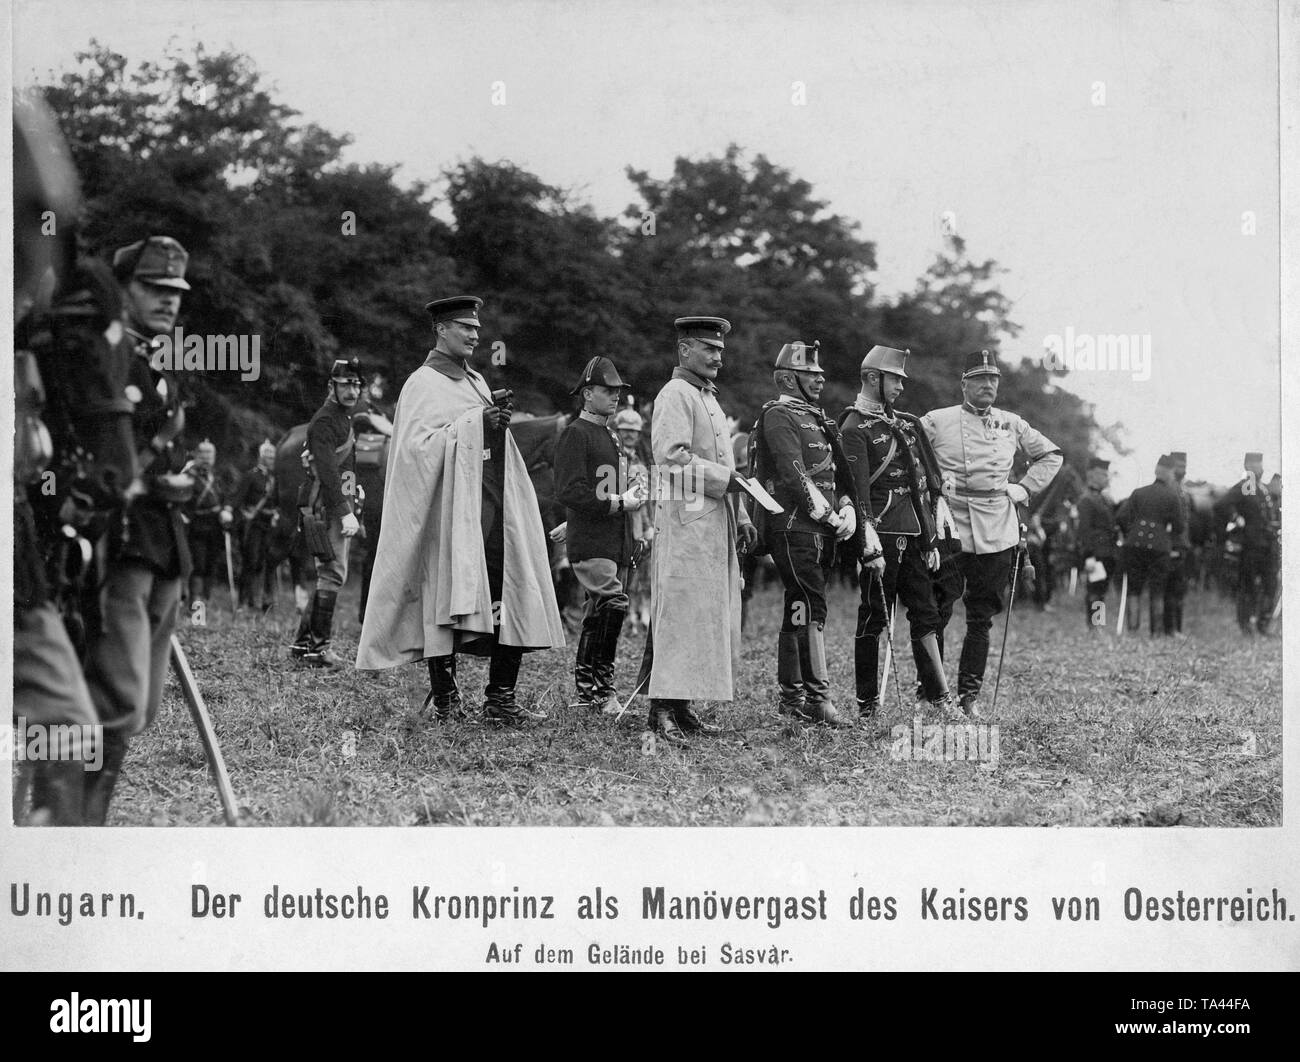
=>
[953,486,1006,498]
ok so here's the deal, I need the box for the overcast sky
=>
[11,0,1284,495]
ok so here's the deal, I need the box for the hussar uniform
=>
[920,349,1062,713]
[750,340,862,727]
[840,345,952,718]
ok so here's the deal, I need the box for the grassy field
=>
[106,574,1282,827]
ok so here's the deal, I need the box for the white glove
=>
[834,504,856,542]
[861,520,883,560]
[618,485,645,512]
[935,496,958,539]
[941,471,957,499]
[549,521,567,543]
[1006,483,1030,506]
[924,549,941,572]
[341,513,360,537]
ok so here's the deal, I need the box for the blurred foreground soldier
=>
[614,407,654,631]
[1115,455,1184,636]
[232,439,279,611]
[840,345,953,720]
[12,100,135,824]
[289,358,362,666]
[921,350,1062,716]
[555,358,647,713]
[183,439,231,607]
[635,316,757,746]
[81,235,194,823]
[1215,452,1279,636]
[356,296,563,722]
[1162,450,1193,635]
[750,340,862,727]
[1075,457,1118,631]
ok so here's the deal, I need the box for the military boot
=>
[83,728,129,827]
[591,608,628,715]
[484,645,547,725]
[854,631,881,722]
[28,760,86,826]
[422,655,465,721]
[571,614,600,709]
[302,590,343,668]
[648,699,688,747]
[799,623,846,728]
[288,591,314,658]
[674,702,721,736]
[915,632,954,716]
[776,630,805,717]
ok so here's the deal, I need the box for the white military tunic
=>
[920,403,1062,554]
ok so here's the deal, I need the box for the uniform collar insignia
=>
[673,366,718,393]
[852,394,888,418]
[578,410,610,426]
[962,401,992,417]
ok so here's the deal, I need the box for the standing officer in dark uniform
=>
[82,235,194,824]
[750,341,863,727]
[183,439,231,608]
[1116,455,1185,636]
[1215,451,1279,636]
[232,439,279,612]
[1162,450,1193,635]
[840,345,953,720]
[554,356,647,713]
[1075,457,1118,631]
[289,358,362,666]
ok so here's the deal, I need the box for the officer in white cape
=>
[355,295,565,724]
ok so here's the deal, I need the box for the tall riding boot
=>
[915,632,958,717]
[289,591,315,658]
[777,631,806,717]
[485,644,547,725]
[423,655,464,721]
[303,589,342,668]
[28,760,86,826]
[592,608,628,715]
[854,631,881,718]
[572,614,601,709]
[798,623,845,727]
[83,728,129,826]
[648,698,688,747]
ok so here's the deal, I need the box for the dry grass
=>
[107,577,1282,827]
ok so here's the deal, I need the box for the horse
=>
[270,411,569,619]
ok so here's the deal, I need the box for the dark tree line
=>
[35,41,1100,470]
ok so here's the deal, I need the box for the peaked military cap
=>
[113,236,191,290]
[570,356,629,395]
[195,438,216,458]
[1169,451,1187,462]
[330,357,363,383]
[961,348,1001,378]
[675,316,731,348]
[1156,454,1175,470]
[258,439,277,461]
[1244,451,1264,465]
[774,340,824,374]
[613,408,643,432]
[425,295,483,325]
[1087,457,1110,471]
[861,344,910,379]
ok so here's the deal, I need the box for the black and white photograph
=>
[4,0,1296,978]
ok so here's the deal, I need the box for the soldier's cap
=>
[424,295,482,326]
[612,408,644,432]
[112,236,191,291]
[1156,454,1175,470]
[1169,451,1187,463]
[675,316,731,349]
[1087,457,1110,471]
[1244,451,1264,465]
[961,349,1001,378]
[330,357,364,383]
[774,340,824,375]
[861,344,910,379]
[570,355,629,395]
[258,438,277,460]
[196,438,216,458]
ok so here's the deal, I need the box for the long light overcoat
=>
[643,368,752,700]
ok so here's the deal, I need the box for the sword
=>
[991,516,1032,714]
[169,635,239,826]
[1116,572,1129,635]
[874,565,904,715]
[224,530,238,610]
